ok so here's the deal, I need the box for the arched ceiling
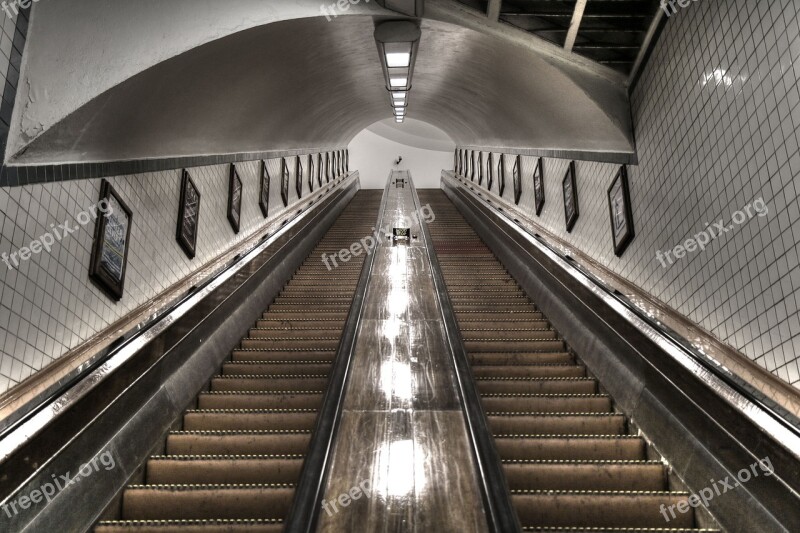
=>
[366,118,455,152]
[6,0,635,166]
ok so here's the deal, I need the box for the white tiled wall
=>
[0,155,342,394]
[0,8,16,85]
[461,0,800,388]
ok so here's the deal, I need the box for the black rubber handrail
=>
[0,179,352,442]
[410,174,522,533]
[283,177,392,533]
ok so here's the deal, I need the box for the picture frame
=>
[89,179,133,301]
[259,160,270,218]
[453,149,458,173]
[281,157,290,207]
[326,152,333,183]
[608,165,635,256]
[478,152,484,186]
[562,161,579,233]
[345,149,349,172]
[498,153,506,197]
[512,154,522,205]
[227,163,243,234]
[177,169,201,259]
[470,151,476,181]
[308,154,315,193]
[487,153,495,191]
[533,157,545,216]
[297,156,305,198]
[317,153,324,187]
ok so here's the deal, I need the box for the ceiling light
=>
[386,52,411,68]
[390,77,408,88]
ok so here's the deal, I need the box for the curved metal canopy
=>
[6,2,634,166]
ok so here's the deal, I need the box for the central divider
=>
[286,172,519,532]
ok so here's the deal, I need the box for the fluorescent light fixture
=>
[390,77,408,88]
[392,91,407,99]
[386,52,411,68]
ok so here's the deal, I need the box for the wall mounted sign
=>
[498,153,506,197]
[533,157,545,216]
[512,154,522,205]
[177,169,201,259]
[259,160,270,218]
[487,153,495,191]
[470,151,476,181]
[89,179,133,301]
[281,157,290,207]
[308,154,315,193]
[227,163,242,234]
[562,161,579,233]
[608,165,635,256]
[295,156,303,199]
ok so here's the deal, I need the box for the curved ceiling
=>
[366,118,455,152]
[7,5,635,165]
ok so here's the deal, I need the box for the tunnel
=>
[0,1,799,532]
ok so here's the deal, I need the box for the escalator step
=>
[95,519,283,533]
[166,431,311,456]
[146,456,304,484]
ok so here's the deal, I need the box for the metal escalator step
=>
[165,431,311,456]
[146,456,304,484]
[121,484,294,520]
[489,413,627,435]
[482,394,611,413]
[476,377,597,394]
[183,410,319,431]
[502,460,666,491]
[494,435,646,461]
[510,491,694,528]
[95,519,283,533]
[197,392,324,410]
[472,364,585,378]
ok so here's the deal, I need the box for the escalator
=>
[420,190,721,532]
[95,190,382,533]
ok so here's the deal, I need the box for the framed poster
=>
[533,157,545,216]
[487,153,494,191]
[281,157,290,207]
[89,179,133,301]
[177,169,201,259]
[345,149,349,172]
[227,164,243,234]
[478,152,484,186]
[326,152,333,183]
[308,154,315,192]
[259,160,270,218]
[512,154,522,205]
[562,161,579,233]
[453,149,458,173]
[470,151,476,181]
[608,165,635,256]
[317,153,324,187]
[295,156,304,199]
[498,153,506,197]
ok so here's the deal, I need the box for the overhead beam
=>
[563,0,588,52]
[487,0,502,21]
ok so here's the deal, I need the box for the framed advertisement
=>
[487,153,494,191]
[89,179,133,301]
[563,161,579,233]
[308,154,315,193]
[533,157,545,216]
[498,153,506,197]
[227,163,242,234]
[317,153,324,187]
[608,165,635,256]
[295,156,303,199]
[281,157,290,207]
[259,160,270,218]
[177,170,201,259]
[512,154,522,205]
[478,152,484,186]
